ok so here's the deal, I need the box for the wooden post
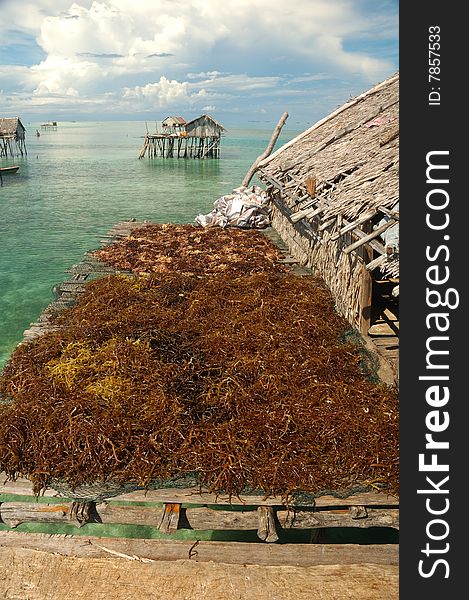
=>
[359,251,373,335]
[158,503,181,534]
[257,506,279,543]
[242,112,288,187]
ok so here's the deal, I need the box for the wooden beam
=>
[0,531,399,567]
[342,219,396,255]
[0,501,399,531]
[330,210,377,241]
[0,475,398,507]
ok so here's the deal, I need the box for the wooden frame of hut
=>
[139,114,225,159]
[162,115,186,134]
[257,73,399,378]
[0,117,27,158]
[184,114,225,158]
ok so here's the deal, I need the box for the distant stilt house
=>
[185,114,225,158]
[0,117,27,158]
[139,114,225,159]
[162,116,186,134]
[257,73,399,381]
[41,121,58,131]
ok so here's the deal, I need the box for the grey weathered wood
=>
[0,502,70,528]
[257,506,279,542]
[0,500,399,531]
[330,210,377,241]
[319,217,337,231]
[343,219,396,255]
[0,475,399,507]
[242,112,289,187]
[158,503,181,534]
[278,508,399,530]
[349,226,386,255]
[291,203,324,223]
[0,531,399,567]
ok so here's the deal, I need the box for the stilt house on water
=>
[40,120,58,130]
[162,115,186,133]
[0,117,27,157]
[257,72,399,381]
[139,113,225,159]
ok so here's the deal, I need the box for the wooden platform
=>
[0,473,398,597]
[0,474,398,534]
[1,222,399,595]
[0,533,398,599]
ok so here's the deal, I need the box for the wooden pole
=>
[343,219,396,255]
[241,111,288,187]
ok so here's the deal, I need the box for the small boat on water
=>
[0,165,20,174]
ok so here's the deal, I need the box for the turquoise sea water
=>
[0,121,300,370]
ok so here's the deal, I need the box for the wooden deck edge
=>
[0,530,398,566]
[1,475,399,508]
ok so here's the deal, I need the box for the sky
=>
[0,0,398,128]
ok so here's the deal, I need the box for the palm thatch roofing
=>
[257,72,399,280]
[185,114,226,135]
[0,117,26,137]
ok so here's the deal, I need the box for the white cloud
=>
[0,0,398,122]
[193,73,281,92]
[187,71,226,80]
[123,76,189,101]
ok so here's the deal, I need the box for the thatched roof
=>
[185,114,225,131]
[0,117,25,136]
[258,73,399,279]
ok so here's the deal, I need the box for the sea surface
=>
[0,120,300,370]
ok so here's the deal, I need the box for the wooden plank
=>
[0,501,399,531]
[0,531,399,567]
[0,475,399,507]
[330,210,377,241]
[291,203,324,223]
[0,502,71,528]
[359,259,373,336]
[95,487,399,507]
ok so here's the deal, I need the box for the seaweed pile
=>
[91,223,287,276]
[0,268,399,500]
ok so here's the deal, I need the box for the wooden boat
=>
[0,165,20,174]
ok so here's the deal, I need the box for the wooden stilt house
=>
[184,114,225,158]
[0,117,27,158]
[139,114,225,159]
[257,73,399,379]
